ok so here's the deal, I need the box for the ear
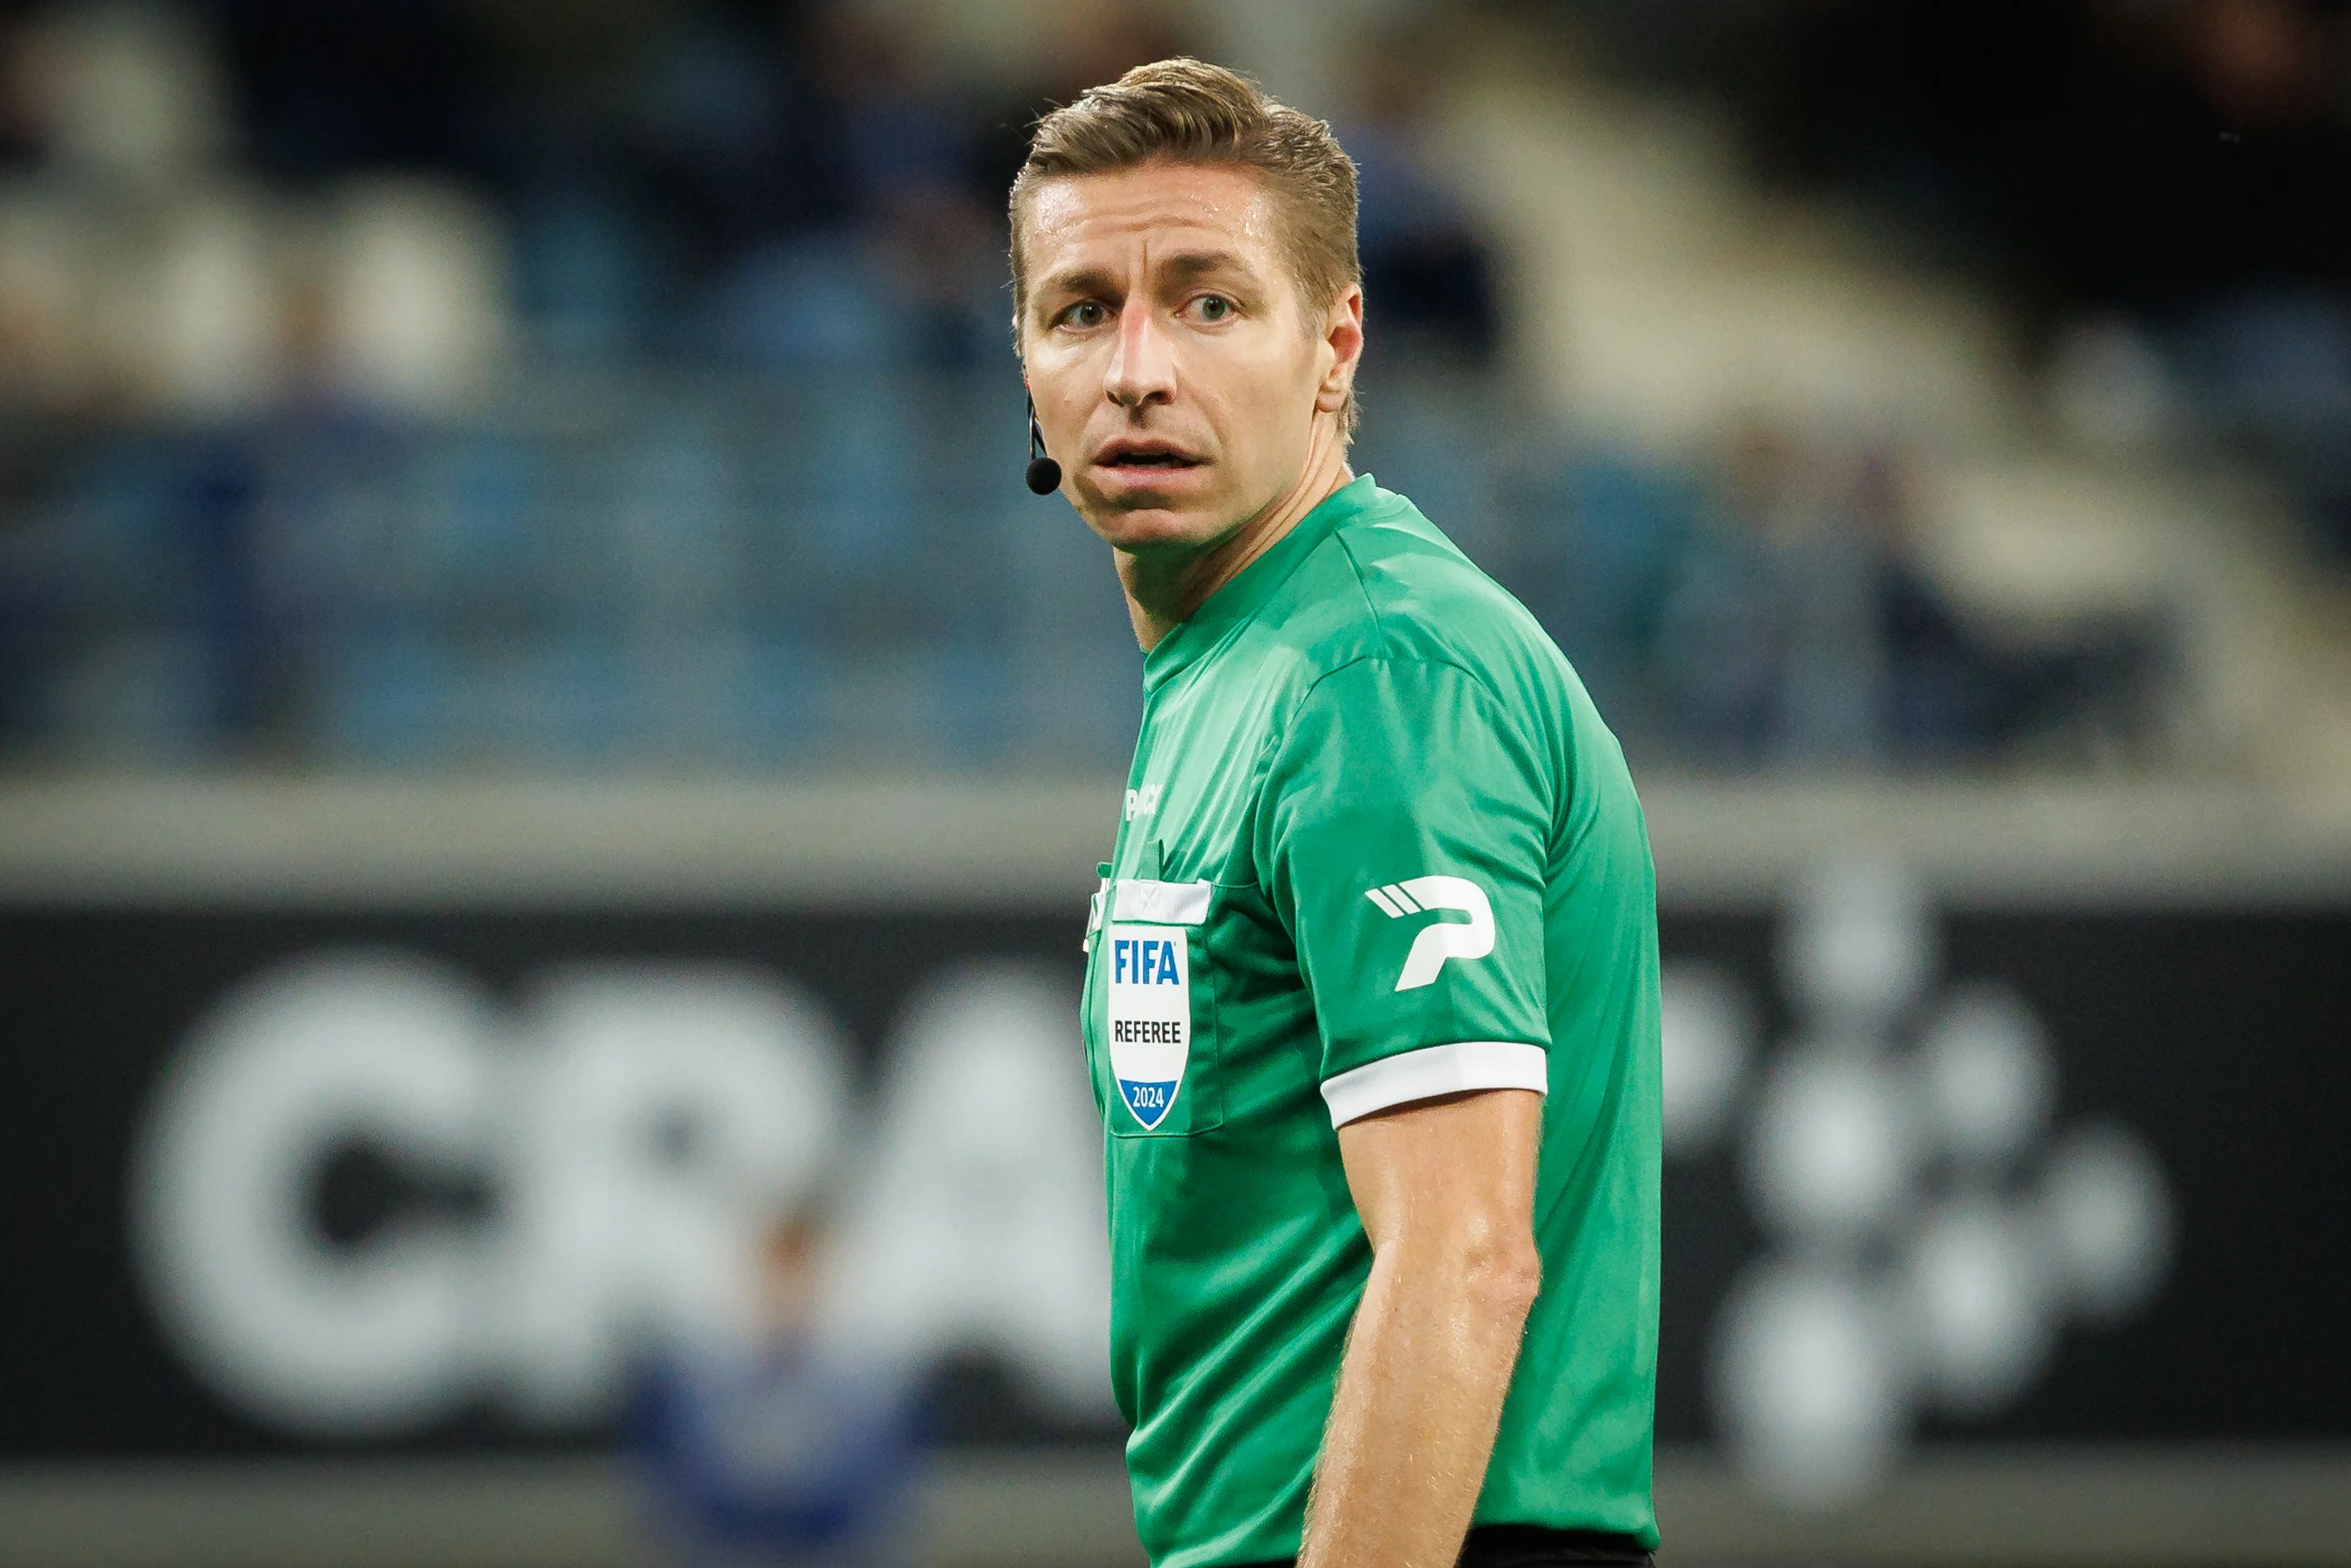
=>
[1315,282,1366,416]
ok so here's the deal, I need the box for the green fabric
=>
[1080,476,1662,1567]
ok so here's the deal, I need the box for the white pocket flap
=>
[1111,878,1211,926]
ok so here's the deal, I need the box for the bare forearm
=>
[1298,1246,1537,1568]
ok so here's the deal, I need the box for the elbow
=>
[1461,1228,1544,1325]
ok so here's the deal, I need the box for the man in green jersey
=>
[1011,59,1661,1568]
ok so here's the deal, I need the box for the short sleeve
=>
[1254,657,1556,1126]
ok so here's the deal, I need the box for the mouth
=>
[1094,441,1205,472]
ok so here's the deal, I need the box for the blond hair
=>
[1009,58,1361,432]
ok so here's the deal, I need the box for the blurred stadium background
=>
[1,0,2347,1564]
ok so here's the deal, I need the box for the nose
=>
[1103,305,1176,413]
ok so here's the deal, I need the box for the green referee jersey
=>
[1079,475,1662,1568]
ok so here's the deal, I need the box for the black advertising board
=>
[1653,901,2351,1492]
[2,896,2346,1495]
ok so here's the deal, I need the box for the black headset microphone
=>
[1024,395,1062,496]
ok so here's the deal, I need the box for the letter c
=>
[128,953,496,1435]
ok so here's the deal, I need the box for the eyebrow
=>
[1159,250,1255,284]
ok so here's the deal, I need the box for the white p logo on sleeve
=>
[1365,875,1496,990]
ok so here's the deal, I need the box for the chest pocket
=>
[1088,878,1224,1137]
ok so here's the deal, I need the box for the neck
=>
[1118,426,1354,651]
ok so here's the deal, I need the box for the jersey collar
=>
[1141,473,1380,693]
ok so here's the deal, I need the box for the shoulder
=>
[1246,489,1651,863]
[1278,484,1570,709]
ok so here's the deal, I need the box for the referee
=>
[1014,60,1662,1568]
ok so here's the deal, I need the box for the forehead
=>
[1023,161,1283,279]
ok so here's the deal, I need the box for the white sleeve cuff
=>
[1318,1041,1549,1128]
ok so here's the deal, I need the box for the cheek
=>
[1025,356,1088,430]
[1220,337,1324,447]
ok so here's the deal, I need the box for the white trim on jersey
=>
[1318,1040,1549,1128]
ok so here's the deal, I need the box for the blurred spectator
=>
[1541,422,2169,773]
[633,1210,919,1567]
[1340,28,1501,362]
[1652,423,1885,769]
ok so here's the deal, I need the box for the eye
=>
[1191,294,1234,323]
[1058,300,1108,329]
